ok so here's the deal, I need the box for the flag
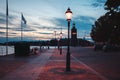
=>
[6,0,8,16]
[21,13,27,24]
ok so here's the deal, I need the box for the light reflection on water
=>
[0,46,14,56]
[0,46,67,56]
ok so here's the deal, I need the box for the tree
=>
[105,0,120,11]
[90,0,120,44]
[91,14,112,42]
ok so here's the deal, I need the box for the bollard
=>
[60,48,62,55]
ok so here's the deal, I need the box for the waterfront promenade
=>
[0,47,120,80]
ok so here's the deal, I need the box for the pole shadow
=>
[48,67,86,75]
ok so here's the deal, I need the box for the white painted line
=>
[71,55,108,80]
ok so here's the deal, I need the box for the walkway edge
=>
[71,55,108,80]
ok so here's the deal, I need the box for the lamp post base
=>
[66,67,71,72]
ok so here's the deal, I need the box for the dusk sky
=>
[0,0,107,43]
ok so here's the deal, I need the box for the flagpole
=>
[21,13,23,41]
[21,13,27,41]
[6,0,8,55]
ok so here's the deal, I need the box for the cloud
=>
[96,0,106,4]
[71,15,96,37]
[0,26,6,29]
[0,26,15,30]
[75,16,96,23]
[12,27,36,32]
[0,37,35,43]
[0,32,5,34]
[92,3,102,7]
[29,17,67,32]
[38,32,53,35]
[50,16,95,38]
[0,0,107,42]
[53,18,67,28]
[91,0,106,8]
[10,32,18,35]
[0,12,18,24]
[0,13,5,18]
[0,13,6,24]
[0,18,6,24]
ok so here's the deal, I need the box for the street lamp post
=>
[57,37,60,50]
[54,31,57,48]
[60,31,62,55]
[65,8,73,71]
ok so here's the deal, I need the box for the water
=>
[0,46,41,56]
[0,46,67,56]
[0,46,14,56]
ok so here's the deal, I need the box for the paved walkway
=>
[1,47,112,80]
[1,49,54,80]
[36,48,107,80]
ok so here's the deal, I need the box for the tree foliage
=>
[105,0,120,11]
[90,0,120,44]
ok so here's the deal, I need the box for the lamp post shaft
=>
[66,21,71,71]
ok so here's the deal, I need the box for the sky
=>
[0,0,107,43]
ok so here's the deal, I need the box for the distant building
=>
[71,22,77,46]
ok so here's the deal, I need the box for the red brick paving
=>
[37,61,102,80]
[37,49,103,80]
